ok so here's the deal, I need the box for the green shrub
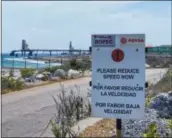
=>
[44,63,71,74]
[44,57,91,75]
[2,77,10,90]
[143,122,160,138]
[51,85,91,137]
[60,63,71,72]
[9,69,14,77]
[69,58,91,71]
[51,121,62,138]
[44,66,62,74]
[42,72,49,81]
[20,68,35,78]
[69,59,78,70]
[167,119,172,137]
[2,77,24,94]
[145,95,153,107]
[167,119,172,129]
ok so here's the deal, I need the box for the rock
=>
[25,78,31,82]
[168,91,172,96]
[149,91,172,118]
[68,69,80,79]
[122,108,171,138]
[36,74,44,79]
[54,69,66,78]
[51,77,60,81]
[24,75,36,83]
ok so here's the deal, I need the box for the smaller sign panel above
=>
[92,34,115,46]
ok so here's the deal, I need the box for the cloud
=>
[2,1,171,52]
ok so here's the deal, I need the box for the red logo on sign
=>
[111,49,124,62]
[120,37,127,44]
[120,37,144,44]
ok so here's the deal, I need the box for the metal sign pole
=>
[116,119,122,138]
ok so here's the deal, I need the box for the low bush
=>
[2,77,24,94]
[9,69,14,77]
[20,68,35,78]
[143,122,160,138]
[44,57,91,75]
[60,63,71,72]
[167,119,172,129]
[69,58,91,71]
[44,66,62,74]
[145,94,153,107]
[44,63,71,74]
[41,72,50,81]
[51,85,91,137]
[166,119,172,137]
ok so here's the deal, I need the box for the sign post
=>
[91,34,145,137]
[116,119,122,137]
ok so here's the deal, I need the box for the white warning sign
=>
[91,34,145,119]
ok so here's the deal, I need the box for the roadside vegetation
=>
[143,123,160,138]
[1,57,91,94]
[1,77,24,94]
[48,68,172,138]
[49,85,91,137]
[166,119,172,137]
[20,68,35,78]
[44,57,91,74]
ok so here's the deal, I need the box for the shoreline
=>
[1,67,44,70]
[2,67,25,70]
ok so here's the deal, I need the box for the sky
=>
[2,1,172,53]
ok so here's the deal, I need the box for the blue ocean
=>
[1,53,62,69]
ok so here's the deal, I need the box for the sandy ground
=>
[1,68,168,137]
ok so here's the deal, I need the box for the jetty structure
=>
[10,39,90,58]
[9,39,91,69]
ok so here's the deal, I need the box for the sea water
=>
[1,53,62,69]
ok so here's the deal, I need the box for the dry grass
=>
[79,119,116,137]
